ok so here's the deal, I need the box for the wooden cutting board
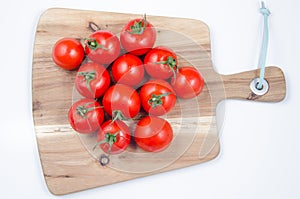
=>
[32,8,286,195]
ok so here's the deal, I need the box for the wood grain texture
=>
[32,8,286,195]
[221,66,286,102]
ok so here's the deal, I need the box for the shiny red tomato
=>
[102,84,141,119]
[134,116,173,152]
[52,38,85,70]
[111,54,144,87]
[68,98,104,134]
[75,62,111,99]
[85,30,120,65]
[140,79,176,116]
[120,16,156,56]
[171,66,205,99]
[144,46,178,79]
[96,120,131,155]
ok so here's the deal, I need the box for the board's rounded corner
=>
[40,7,60,16]
[37,7,67,23]
[199,140,221,161]
[44,178,69,196]
[210,143,221,160]
[194,18,211,32]
[33,8,57,29]
[267,66,287,102]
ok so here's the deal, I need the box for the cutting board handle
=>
[221,66,286,102]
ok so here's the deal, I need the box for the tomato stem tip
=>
[127,14,148,35]
[148,92,172,108]
[85,38,109,50]
[77,70,96,94]
[112,110,127,121]
[76,101,99,118]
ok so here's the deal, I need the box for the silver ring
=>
[250,77,269,96]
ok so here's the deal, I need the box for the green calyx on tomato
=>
[128,14,147,35]
[112,110,127,121]
[148,92,172,108]
[93,131,120,166]
[76,102,100,118]
[153,55,177,78]
[77,70,96,94]
[156,56,177,68]
[93,131,119,152]
[85,38,109,51]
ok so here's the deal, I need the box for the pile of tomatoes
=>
[52,15,205,165]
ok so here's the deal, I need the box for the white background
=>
[0,0,299,198]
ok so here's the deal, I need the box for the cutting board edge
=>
[44,142,221,196]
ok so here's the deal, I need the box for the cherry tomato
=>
[171,66,205,99]
[85,30,120,65]
[68,98,104,134]
[120,15,156,56]
[111,54,144,87]
[75,62,111,99]
[96,120,131,155]
[52,38,85,70]
[134,116,173,152]
[144,46,178,80]
[140,79,176,116]
[102,84,141,119]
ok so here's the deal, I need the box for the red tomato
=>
[75,62,111,99]
[85,30,120,65]
[120,16,156,56]
[52,38,85,70]
[144,46,178,79]
[111,54,144,87]
[140,79,176,116]
[68,98,104,134]
[171,66,205,99]
[134,116,173,152]
[102,84,141,119]
[96,120,131,155]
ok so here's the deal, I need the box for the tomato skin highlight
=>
[52,38,85,70]
[171,66,205,99]
[97,120,131,154]
[111,54,144,87]
[134,116,173,152]
[102,84,141,119]
[144,46,178,80]
[68,98,104,134]
[120,17,156,56]
[75,62,111,99]
[140,79,176,116]
[85,30,121,65]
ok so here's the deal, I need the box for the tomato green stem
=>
[153,56,176,67]
[93,131,120,151]
[85,38,109,50]
[76,101,101,118]
[148,92,172,108]
[151,55,177,79]
[127,14,147,35]
[93,131,120,166]
[76,106,88,118]
[112,110,127,121]
[77,70,96,95]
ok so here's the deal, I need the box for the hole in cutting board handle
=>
[250,77,269,96]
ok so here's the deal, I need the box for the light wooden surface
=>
[32,8,286,195]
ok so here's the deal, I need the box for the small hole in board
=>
[255,82,264,91]
[250,77,269,96]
